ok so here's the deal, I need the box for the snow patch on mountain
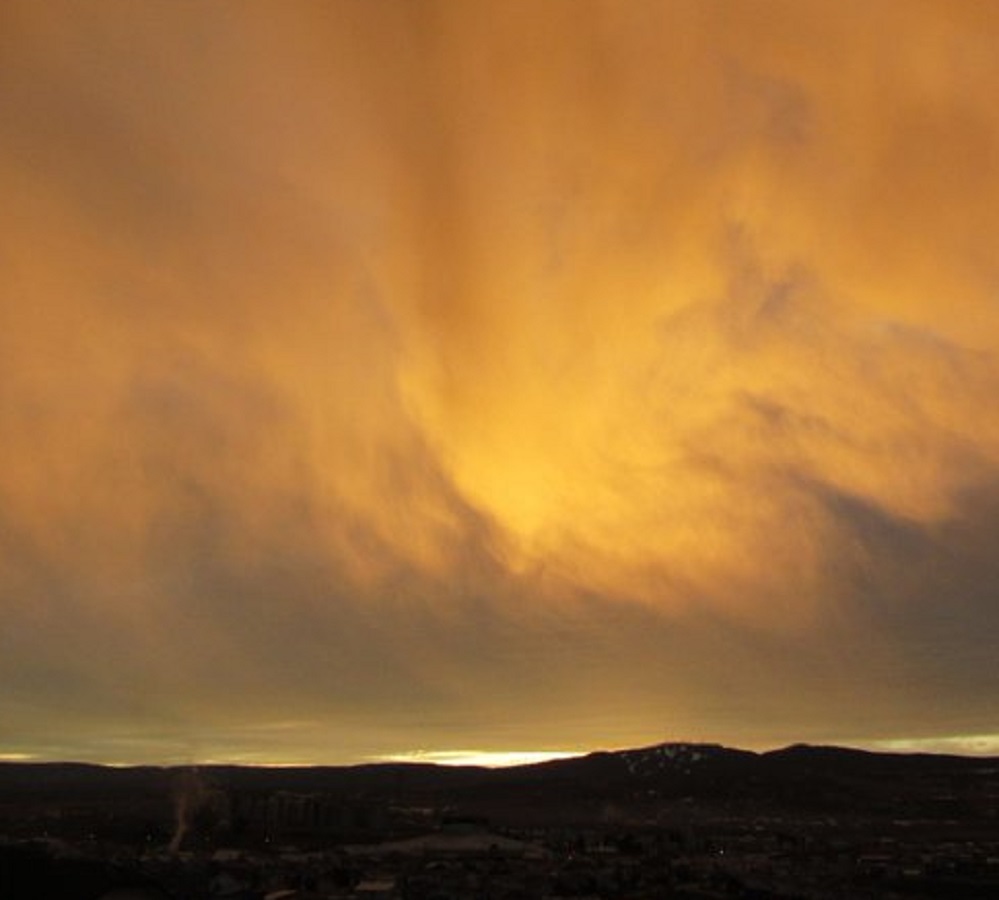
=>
[617,743,726,777]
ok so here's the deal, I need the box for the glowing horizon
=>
[374,750,586,768]
[9,732,999,769]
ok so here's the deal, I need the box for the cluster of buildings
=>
[8,809,999,900]
[5,766,999,900]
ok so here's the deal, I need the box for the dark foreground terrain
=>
[2,742,998,899]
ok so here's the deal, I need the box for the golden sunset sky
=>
[2,1,998,764]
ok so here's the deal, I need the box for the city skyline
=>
[2,1,998,766]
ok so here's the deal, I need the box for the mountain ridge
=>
[3,739,998,777]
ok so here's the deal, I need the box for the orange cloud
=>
[1,0,998,762]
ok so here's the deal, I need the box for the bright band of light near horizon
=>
[1,1,999,765]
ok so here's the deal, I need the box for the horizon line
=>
[5,733,999,769]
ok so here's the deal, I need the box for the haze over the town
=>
[2,1,998,766]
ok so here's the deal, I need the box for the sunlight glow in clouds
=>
[867,734,999,758]
[1,0,998,764]
[378,751,585,769]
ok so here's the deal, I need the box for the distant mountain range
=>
[2,741,998,829]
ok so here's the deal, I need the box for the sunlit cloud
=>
[0,0,997,764]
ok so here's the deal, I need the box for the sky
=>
[1,1,999,766]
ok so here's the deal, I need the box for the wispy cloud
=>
[1,0,998,763]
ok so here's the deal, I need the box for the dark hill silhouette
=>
[2,742,997,832]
